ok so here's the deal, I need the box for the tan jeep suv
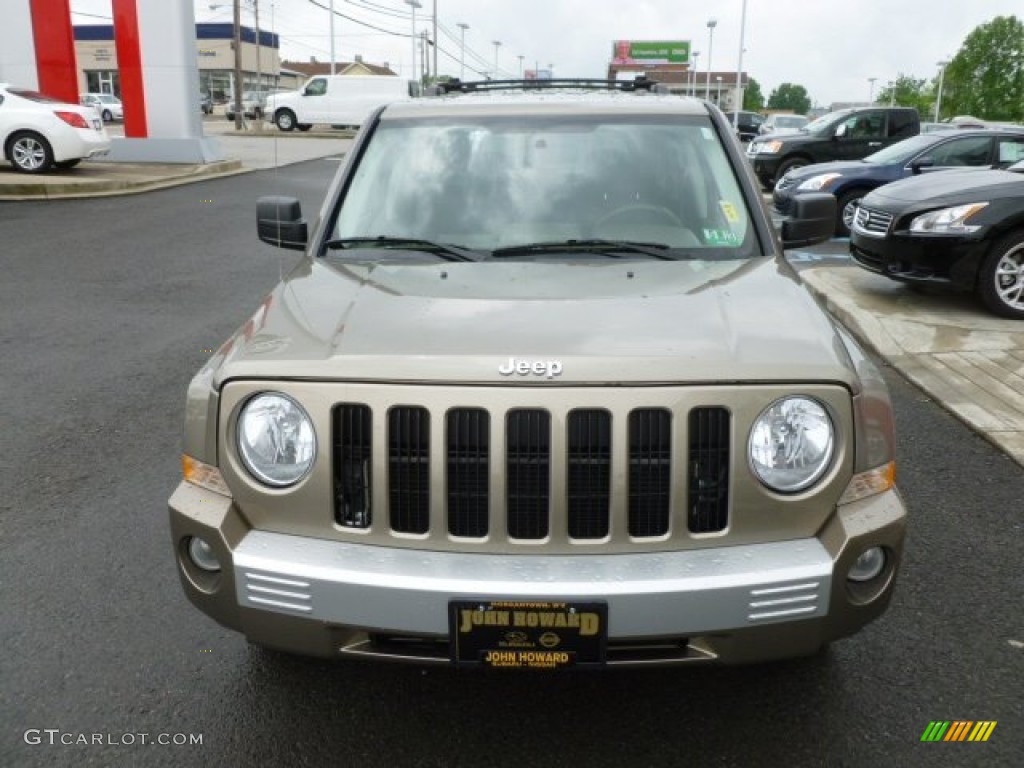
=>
[169,78,907,668]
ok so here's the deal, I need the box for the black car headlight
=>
[909,202,989,234]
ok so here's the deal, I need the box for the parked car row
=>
[773,127,1024,236]
[769,110,1024,319]
[1,83,110,173]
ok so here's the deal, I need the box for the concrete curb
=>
[801,266,1024,468]
[0,159,247,201]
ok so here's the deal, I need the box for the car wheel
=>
[297,124,312,132]
[836,189,865,237]
[774,157,809,186]
[54,159,81,170]
[275,109,297,131]
[978,230,1024,319]
[101,109,112,122]
[6,130,54,173]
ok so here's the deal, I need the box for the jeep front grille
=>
[446,408,489,537]
[334,404,372,528]
[628,409,672,537]
[506,409,551,539]
[332,402,731,542]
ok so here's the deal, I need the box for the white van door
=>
[324,76,409,127]
[300,77,330,123]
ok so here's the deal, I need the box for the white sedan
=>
[1,84,111,173]
[81,92,124,122]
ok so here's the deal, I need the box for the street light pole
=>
[689,51,699,97]
[432,0,438,83]
[934,60,950,122]
[518,54,524,78]
[716,75,722,105]
[705,18,717,100]
[492,40,501,78]
[457,22,468,80]
[404,0,421,86]
[733,0,747,127]
[868,77,877,103]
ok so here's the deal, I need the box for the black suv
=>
[731,110,764,142]
[746,107,920,190]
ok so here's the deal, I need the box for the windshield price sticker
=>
[449,600,608,668]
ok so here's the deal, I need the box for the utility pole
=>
[492,40,501,78]
[432,0,438,83]
[518,54,524,78]
[232,0,243,129]
[329,0,335,74]
[254,0,261,92]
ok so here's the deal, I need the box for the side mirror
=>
[257,196,308,251]
[910,156,934,174]
[834,124,848,139]
[780,193,837,249]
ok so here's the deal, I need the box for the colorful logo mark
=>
[920,721,997,742]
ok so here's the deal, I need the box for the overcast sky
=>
[68,0,1020,107]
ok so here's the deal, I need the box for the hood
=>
[862,168,1024,210]
[209,257,856,387]
[784,160,872,182]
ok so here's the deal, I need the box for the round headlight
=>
[237,392,316,487]
[749,396,834,492]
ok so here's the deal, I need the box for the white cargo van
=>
[266,75,413,132]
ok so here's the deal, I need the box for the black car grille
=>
[852,205,893,236]
[332,403,732,542]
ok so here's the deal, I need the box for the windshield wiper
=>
[323,236,483,262]
[491,239,677,260]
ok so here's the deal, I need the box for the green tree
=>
[875,74,931,115]
[941,15,1024,121]
[743,77,765,111]
[766,83,811,115]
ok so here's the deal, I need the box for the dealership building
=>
[74,23,284,101]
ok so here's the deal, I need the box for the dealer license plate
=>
[449,600,607,668]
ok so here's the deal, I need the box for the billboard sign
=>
[611,40,690,65]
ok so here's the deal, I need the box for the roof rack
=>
[430,76,668,96]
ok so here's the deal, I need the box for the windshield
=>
[329,114,755,258]
[775,116,807,128]
[803,110,849,134]
[863,134,939,165]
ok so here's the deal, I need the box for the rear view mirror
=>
[780,193,837,249]
[910,156,935,174]
[257,196,308,251]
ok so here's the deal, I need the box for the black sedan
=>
[775,128,1024,237]
[849,161,1024,318]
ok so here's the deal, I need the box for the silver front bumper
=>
[233,530,833,638]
